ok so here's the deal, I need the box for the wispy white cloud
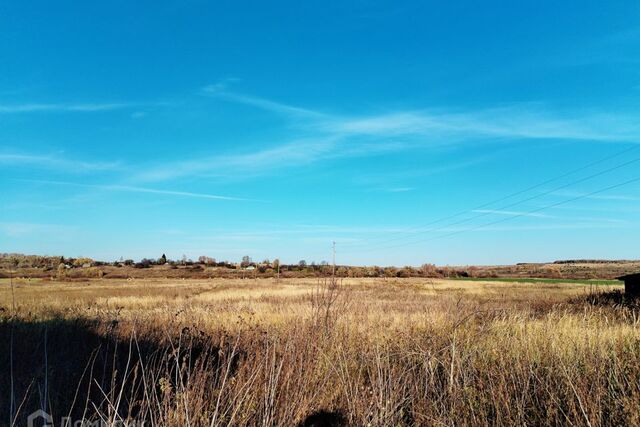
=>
[385,187,414,193]
[339,222,629,247]
[20,179,257,202]
[155,219,629,249]
[200,77,241,93]
[202,83,324,118]
[564,216,627,224]
[16,84,634,184]
[136,136,340,181]
[202,82,640,143]
[472,209,553,218]
[0,103,132,113]
[0,222,76,237]
[145,225,429,246]
[550,205,640,214]
[140,84,637,183]
[106,184,252,201]
[352,153,500,191]
[135,132,409,182]
[471,223,628,232]
[551,190,640,202]
[327,107,640,143]
[0,153,119,172]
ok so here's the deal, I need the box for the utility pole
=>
[8,259,17,425]
[332,241,336,278]
[10,261,16,313]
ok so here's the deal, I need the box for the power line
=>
[356,174,640,253]
[342,144,640,250]
[344,146,640,254]
[332,241,336,277]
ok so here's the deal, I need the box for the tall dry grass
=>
[0,277,638,426]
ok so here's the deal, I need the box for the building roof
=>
[617,273,640,280]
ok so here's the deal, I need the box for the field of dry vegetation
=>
[1,276,639,426]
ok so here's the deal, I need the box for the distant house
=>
[244,266,256,271]
[618,273,640,299]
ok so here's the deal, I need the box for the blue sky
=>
[1,0,639,265]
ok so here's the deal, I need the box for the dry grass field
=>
[1,277,639,426]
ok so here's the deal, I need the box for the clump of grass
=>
[1,277,639,426]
